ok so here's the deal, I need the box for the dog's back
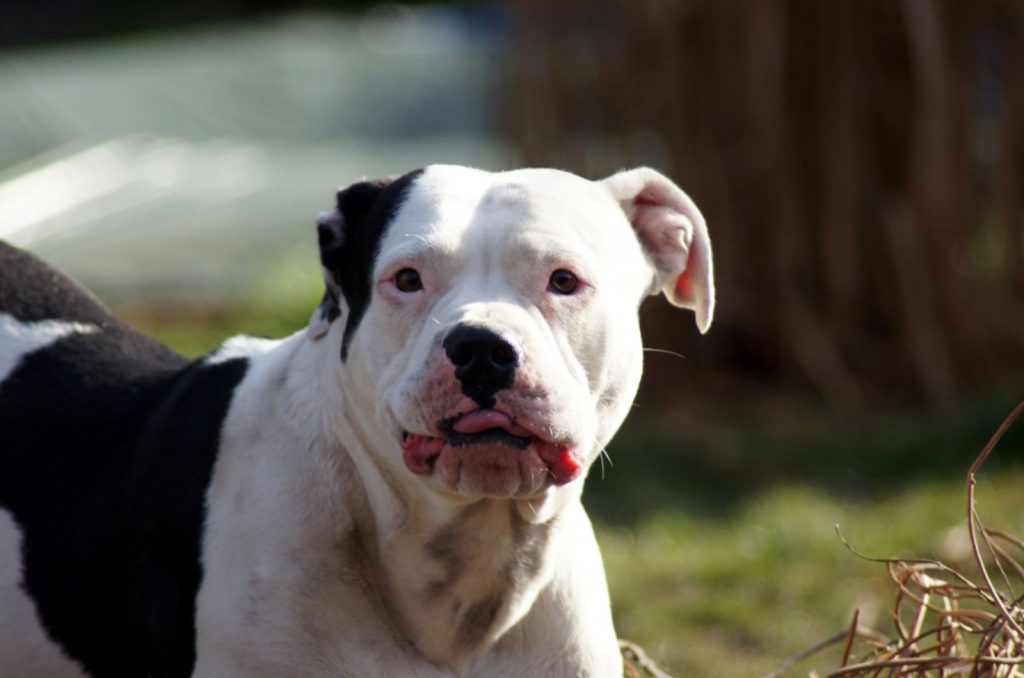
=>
[0,241,249,677]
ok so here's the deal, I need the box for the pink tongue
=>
[451,410,532,437]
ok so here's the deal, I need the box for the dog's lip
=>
[400,409,582,487]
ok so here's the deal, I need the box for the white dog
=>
[0,165,713,677]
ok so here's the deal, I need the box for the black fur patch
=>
[0,241,248,677]
[315,288,341,325]
[0,241,119,325]
[319,169,424,360]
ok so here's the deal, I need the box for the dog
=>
[0,164,714,677]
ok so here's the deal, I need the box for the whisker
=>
[597,448,614,480]
[402,232,431,244]
[643,347,686,360]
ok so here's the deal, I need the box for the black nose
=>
[443,325,519,407]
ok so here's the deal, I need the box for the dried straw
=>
[767,400,1024,677]
[620,638,675,678]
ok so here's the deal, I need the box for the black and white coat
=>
[0,165,714,677]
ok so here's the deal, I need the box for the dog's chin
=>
[440,436,551,497]
[401,411,583,498]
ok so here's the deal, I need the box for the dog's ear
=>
[308,179,391,341]
[602,167,715,334]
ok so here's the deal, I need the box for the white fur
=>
[195,329,453,676]
[204,334,280,365]
[370,166,654,466]
[195,328,619,676]
[0,314,98,386]
[194,165,714,676]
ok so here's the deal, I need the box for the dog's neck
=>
[294,327,576,671]
[374,496,559,670]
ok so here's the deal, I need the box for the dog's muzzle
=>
[401,408,582,497]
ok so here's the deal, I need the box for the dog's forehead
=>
[386,165,623,247]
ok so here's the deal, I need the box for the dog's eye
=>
[394,268,423,292]
[548,269,578,295]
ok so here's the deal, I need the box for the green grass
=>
[588,401,1024,676]
[123,302,1024,678]
[597,475,1024,676]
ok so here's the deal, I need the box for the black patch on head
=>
[318,169,424,360]
[0,242,249,677]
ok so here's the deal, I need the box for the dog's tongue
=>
[451,410,533,437]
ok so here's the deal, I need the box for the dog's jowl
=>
[0,165,714,677]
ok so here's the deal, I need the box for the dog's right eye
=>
[548,269,579,295]
[394,268,423,292]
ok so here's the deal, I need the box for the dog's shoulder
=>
[0,240,186,380]
[0,240,115,326]
[0,241,258,675]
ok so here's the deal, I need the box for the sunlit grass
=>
[598,474,1024,676]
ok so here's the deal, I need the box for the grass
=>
[591,399,1024,676]
[598,475,1024,676]
[120,300,1024,678]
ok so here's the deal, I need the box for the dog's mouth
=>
[446,428,532,449]
[401,409,582,495]
[442,409,533,449]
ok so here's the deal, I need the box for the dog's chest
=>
[379,500,555,670]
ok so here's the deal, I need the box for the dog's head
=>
[310,165,713,501]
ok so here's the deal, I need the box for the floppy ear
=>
[602,167,715,334]
[307,179,390,340]
[307,210,345,340]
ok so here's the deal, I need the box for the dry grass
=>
[766,401,1024,677]
[621,639,676,677]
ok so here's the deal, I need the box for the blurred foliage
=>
[503,0,1024,408]
[588,388,1024,525]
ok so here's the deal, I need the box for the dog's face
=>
[313,165,713,501]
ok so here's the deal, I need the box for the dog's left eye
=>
[394,268,423,292]
[548,269,579,295]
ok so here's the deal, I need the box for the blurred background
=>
[2,1,1022,675]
